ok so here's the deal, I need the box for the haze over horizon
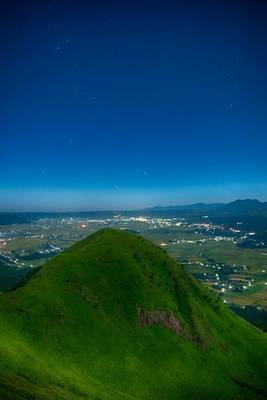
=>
[1,1,267,211]
[0,188,266,212]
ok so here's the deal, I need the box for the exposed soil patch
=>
[137,306,184,336]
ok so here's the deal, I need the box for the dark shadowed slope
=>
[0,229,266,399]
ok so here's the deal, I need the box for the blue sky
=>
[1,1,267,210]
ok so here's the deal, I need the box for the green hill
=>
[0,229,266,399]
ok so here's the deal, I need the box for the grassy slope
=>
[0,229,266,400]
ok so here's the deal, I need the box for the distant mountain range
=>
[0,213,29,225]
[145,202,224,211]
[0,199,267,225]
[144,199,267,216]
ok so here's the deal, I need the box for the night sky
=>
[1,1,267,211]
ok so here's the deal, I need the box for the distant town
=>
[1,211,266,330]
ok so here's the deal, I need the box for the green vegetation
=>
[0,229,266,399]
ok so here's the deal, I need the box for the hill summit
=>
[0,229,266,399]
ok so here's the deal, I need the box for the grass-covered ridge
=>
[0,228,266,399]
